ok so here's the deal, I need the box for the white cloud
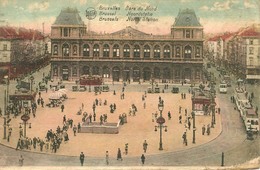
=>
[210,1,231,11]
[201,0,239,11]
[28,1,49,12]
[244,0,256,8]
[180,0,192,3]
[200,5,209,11]
[73,0,87,5]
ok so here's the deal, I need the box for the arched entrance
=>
[143,67,151,81]
[61,66,69,81]
[102,66,110,78]
[163,67,171,79]
[154,67,160,79]
[123,67,130,82]
[184,68,191,80]
[92,66,100,76]
[82,66,90,75]
[112,66,120,82]
[133,67,140,82]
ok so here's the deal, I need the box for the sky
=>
[0,0,259,35]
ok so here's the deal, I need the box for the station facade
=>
[50,8,204,83]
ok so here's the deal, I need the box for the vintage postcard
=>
[0,0,259,169]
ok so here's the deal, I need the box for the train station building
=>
[50,8,204,83]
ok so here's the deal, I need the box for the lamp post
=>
[20,114,31,138]
[4,75,9,104]
[210,84,216,128]
[154,102,167,150]
[192,111,196,144]
[29,75,34,92]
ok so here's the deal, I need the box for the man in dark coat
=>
[80,152,85,166]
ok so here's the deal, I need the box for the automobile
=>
[39,83,47,91]
[171,87,179,93]
[147,87,152,93]
[154,87,160,93]
[79,86,86,91]
[101,85,109,92]
[72,86,78,91]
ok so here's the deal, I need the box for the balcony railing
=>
[51,56,203,63]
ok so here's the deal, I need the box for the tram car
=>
[79,75,103,86]
[241,108,259,132]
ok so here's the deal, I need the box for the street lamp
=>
[210,84,216,128]
[4,75,9,103]
[29,75,34,92]
[191,111,196,144]
[154,102,167,150]
[20,114,31,138]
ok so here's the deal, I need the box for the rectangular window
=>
[186,30,190,38]
[3,44,7,50]
[249,47,254,54]
[64,28,68,37]
[249,40,253,45]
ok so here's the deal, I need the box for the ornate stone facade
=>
[51,8,204,83]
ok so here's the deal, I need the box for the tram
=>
[241,108,259,132]
[79,75,103,86]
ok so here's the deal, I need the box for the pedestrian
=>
[61,104,64,112]
[77,123,81,133]
[80,152,85,166]
[202,125,206,135]
[125,143,128,155]
[117,148,122,161]
[63,115,66,124]
[73,125,77,136]
[141,154,145,165]
[105,151,109,165]
[182,132,187,146]
[188,120,191,130]
[179,115,182,124]
[184,93,186,99]
[41,99,44,107]
[19,155,24,166]
[143,102,146,109]
[207,124,211,135]
[143,140,148,153]
[218,108,221,114]
[168,111,171,120]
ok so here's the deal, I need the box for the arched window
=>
[164,45,170,58]
[144,45,150,58]
[83,44,90,57]
[113,44,120,57]
[176,47,180,58]
[154,67,160,79]
[103,44,110,58]
[73,45,77,55]
[53,44,58,55]
[62,43,69,57]
[92,66,99,75]
[184,45,192,58]
[123,44,130,58]
[196,47,200,57]
[134,45,140,58]
[93,44,100,57]
[154,45,160,58]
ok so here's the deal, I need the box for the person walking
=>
[80,152,85,166]
[202,125,206,135]
[19,155,24,166]
[77,123,81,133]
[117,148,122,161]
[125,143,128,155]
[168,111,171,120]
[141,154,145,165]
[73,125,77,136]
[143,140,148,153]
[61,104,64,112]
[105,151,109,165]
[63,115,66,124]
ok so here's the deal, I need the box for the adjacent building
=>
[50,8,204,83]
[0,26,47,81]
